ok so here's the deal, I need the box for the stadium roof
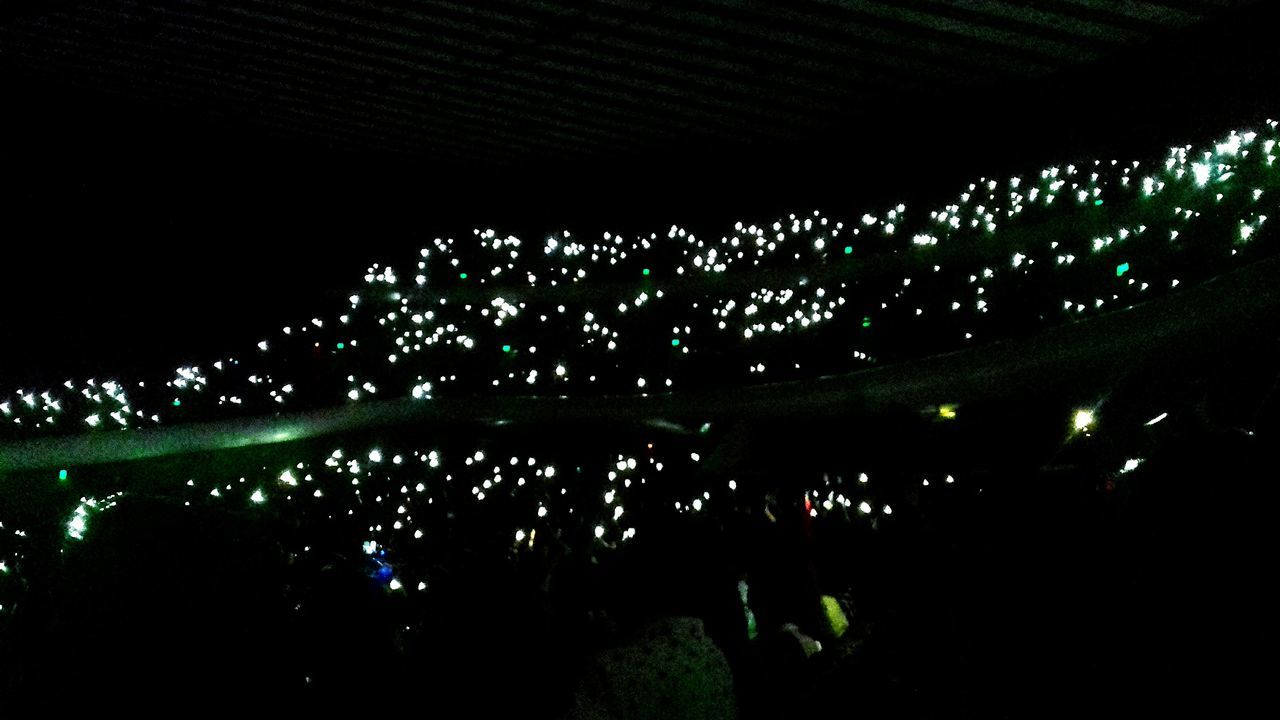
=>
[0,1,1265,170]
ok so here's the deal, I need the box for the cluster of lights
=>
[0,392,1176,651]
[1,122,1275,439]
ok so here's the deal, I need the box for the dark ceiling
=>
[0,0,1277,384]
[0,1,1262,169]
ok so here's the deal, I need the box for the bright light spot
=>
[1073,409,1095,432]
[858,501,872,514]
[1145,412,1169,426]
[250,489,266,504]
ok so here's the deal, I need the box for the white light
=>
[858,501,871,514]
[882,504,893,515]
[594,525,605,538]
[1073,409,1094,431]
[1145,412,1169,426]
[250,489,265,504]
[388,578,403,591]
[1192,162,1210,186]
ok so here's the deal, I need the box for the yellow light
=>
[1073,409,1095,432]
[938,404,958,420]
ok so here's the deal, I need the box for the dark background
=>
[2,1,1278,386]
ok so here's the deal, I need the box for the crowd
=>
[1,123,1277,437]
[0,120,1277,713]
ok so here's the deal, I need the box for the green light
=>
[822,595,849,638]
[671,338,680,347]
[502,344,512,353]
[1094,199,1104,206]
[1116,262,1130,277]
[459,272,468,280]
[699,422,712,434]
[642,268,650,276]
[58,469,68,481]
[337,342,345,350]
[862,316,872,328]
[172,399,181,407]
[844,246,853,255]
